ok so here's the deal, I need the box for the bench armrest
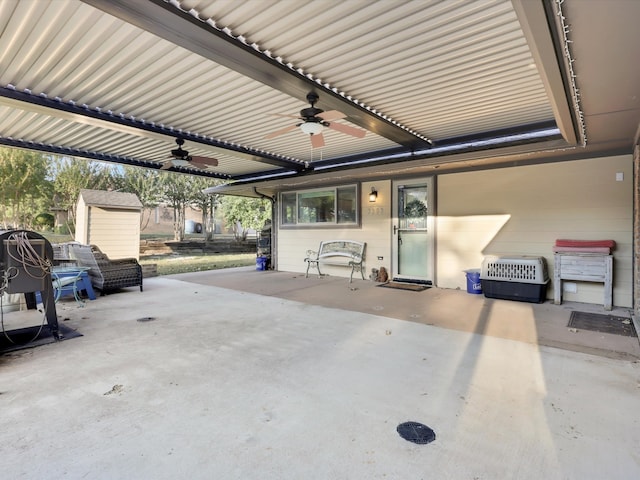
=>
[304,250,318,261]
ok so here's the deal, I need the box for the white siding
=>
[277,181,392,279]
[276,155,633,308]
[437,155,633,307]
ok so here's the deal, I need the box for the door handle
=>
[393,225,398,235]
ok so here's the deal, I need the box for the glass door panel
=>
[392,179,434,283]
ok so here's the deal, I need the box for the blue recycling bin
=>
[256,256,268,271]
[464,269,482,294]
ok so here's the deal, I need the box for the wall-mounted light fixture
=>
[369,187,378,202]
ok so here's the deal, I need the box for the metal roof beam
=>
[231,124,564,182]
[512,0,578,145]
[81,0,431,150]
[0,87,304,171]
[0,136,230,179]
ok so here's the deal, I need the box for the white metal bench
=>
[304,240,366,283]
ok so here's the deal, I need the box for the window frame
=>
[279,184,361,229]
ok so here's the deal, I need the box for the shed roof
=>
[79,189,142,210]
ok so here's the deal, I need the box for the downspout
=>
[633,143,640,338]
[253,188,275,204]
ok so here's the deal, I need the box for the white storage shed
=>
[75,189,143,260]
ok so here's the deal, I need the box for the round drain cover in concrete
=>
[397,421,436,444]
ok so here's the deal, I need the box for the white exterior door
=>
[392,178,435,284]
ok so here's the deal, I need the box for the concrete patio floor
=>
[1,267,639,479]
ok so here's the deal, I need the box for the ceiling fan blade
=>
[327,121,366,138]
[190,162,214,170]
[190,156,218,166]
[310,133,325,149]
[317,110,345,121]
[264,124,299,140]
[160,161,173,170]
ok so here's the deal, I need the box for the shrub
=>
[55,224,70,235]
[34,213,54,230]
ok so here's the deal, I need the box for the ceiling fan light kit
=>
[265,92,366,148]
[171,158,190,167]
[300,121,323,135]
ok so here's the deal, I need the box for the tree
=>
[0,147,51,229]
[51,158,115,233]
[118,166,163,231]
[220,195,271,242]
[189,177,223,244]
[159,172,206,241]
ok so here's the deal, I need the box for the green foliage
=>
[0,148,239,244]
[118,166,163,231]
[0,147,51,229]
[50,157,117,233]
[404,199,428,218]
[159,172,212,241]
[118,166,163,207]
[190,177,223,242]
[34,212,55,229]
[139,252,255,275]
[55,224,71,235]
[220,195,271,241]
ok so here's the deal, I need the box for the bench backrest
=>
[318,240,365,260]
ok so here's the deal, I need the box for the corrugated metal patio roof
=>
[0,0,638,186]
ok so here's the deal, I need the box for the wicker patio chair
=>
[69,244,143,295]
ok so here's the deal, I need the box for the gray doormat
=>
[568,311,637,337]
[378,282,430,292]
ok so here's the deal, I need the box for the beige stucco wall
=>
[275,154,633,308]
[437,155,633,307]
[277,181,393,279]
